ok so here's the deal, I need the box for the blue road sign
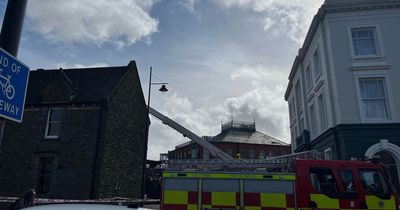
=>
[0,48,29,123]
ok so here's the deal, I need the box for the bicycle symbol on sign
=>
[0,68,15,100]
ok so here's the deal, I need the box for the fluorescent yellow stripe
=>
[211,192,236,206]
[187,204,197,210]
[202,204,212,209]
[163,190,188,204]
[310,194,339,209]
[163,172,295,180]
[260,193,286,208]
[366,195,396,210]
[244,207,261,210]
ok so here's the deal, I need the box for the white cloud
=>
[223,85,289,140]
[56,63,110,69]
[230,64,269,80]
[215,0,324,43]
[178,0,200,12]
[147,92,221,160]
[147,64,290,160]
[27,0,159,49]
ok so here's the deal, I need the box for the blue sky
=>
[0,0,323,160]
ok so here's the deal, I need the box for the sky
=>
[0,0,324,160]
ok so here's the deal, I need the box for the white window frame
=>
[347,25,385,59]
[289,101,293,122]
[299,117,304,135]
[308,103,317,140]
[291,97,296,119]
[354,70,397,123]
[290,129,295,145]
[305,64,313,93]
[317,92,328,133]
[313,48,322,80]
[324,147,332,160]
[45,108,62,139]
[295,80,302,110]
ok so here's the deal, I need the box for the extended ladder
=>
[149,107,233,160]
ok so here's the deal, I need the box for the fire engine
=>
[150,108,400,210]
[162,158,398,210]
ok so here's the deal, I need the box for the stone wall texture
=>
[93,64,148,198]
[0,63,148,210]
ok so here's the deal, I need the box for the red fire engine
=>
[161,158,398,210]
[150,108,399,210]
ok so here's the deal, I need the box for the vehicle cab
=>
[295,159,399,210]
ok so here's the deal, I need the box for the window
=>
[203,149,210,160]
[313,49,321,77]
[191,148,197,159]
[288,102,293,120]
[290,129,295,143]
[359,170,389,195]
[240,149,248,159]
[305,65,312,91]
[309,105,317,138]
[310,168,338,194]
[299,118,304,135]
[37,157,55,194]
[324,147,332,160]
[359,78,389,119]
[249,150,256,159]
[225,148,232,156]
[258,151,265,159]
[268,151,274,157]
[295,81,302,109]
[339,170,355,192]
[351,27,378,56]
[318,94,327,131]
[45,109,62,138]
[290,97,296,120]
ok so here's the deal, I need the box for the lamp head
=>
[159,84,168,92]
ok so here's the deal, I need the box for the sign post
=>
[0,48,29,122]
[0,0,29,143]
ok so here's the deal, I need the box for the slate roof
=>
[26,65,129,104]
[210,129,289,146]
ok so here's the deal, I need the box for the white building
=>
[284,0,400,190]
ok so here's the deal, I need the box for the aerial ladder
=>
[149,107,319,171]
[149,107,233,160]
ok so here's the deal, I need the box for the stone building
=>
[284,0,400,191]
[0,61,148,199]
[168,120,291,160]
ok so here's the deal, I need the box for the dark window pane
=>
[359,170,389,195]
[50,109,62,121]
[37,158,54,194]
[339,170,355,192]
[47,123,60,137]
[310,168,338,194]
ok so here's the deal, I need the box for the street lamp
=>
[141,66,168,200]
